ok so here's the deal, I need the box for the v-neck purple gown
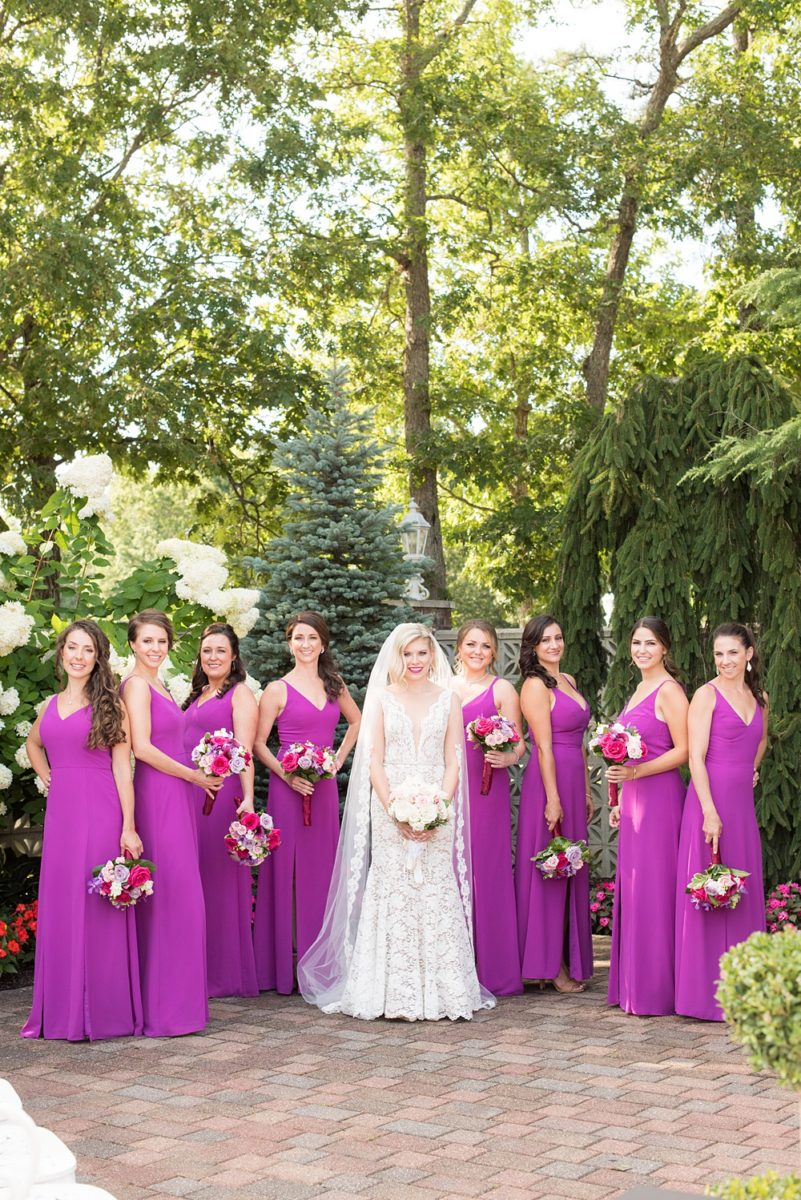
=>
[184,686,258,998]
[462,680,522,995]
[253,681,340,993]
[123,682,208,1036]
[675,685,766,1021]
[607,681,686,1015]
[21,699,143,1041]
[515,687,593,982]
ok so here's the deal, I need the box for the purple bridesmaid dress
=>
[515,688,593,982]
[21,701,143,1041]
[123,682,208,1036]
[253,682,340,993]
[184,686,258,998]
[462,681,522,995]
[675,686,765,1021]
[607,681,686,1015]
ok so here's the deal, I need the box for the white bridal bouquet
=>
[388,778,451,884]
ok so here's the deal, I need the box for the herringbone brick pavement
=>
[2,947,798,1200]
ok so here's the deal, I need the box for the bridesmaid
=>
[452,621,524,996]
[183,623,259,999]
[605,617,688,1015]
[22,619,143,1041]
[122,609,222,1036]
[253,611,361,993]
[515,614,593,992]
[675,622,768,1021]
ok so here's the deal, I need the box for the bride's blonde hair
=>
[386,623,438,686]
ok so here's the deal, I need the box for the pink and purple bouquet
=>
[588,721,647,807]
[224,811,281,867]
[389,778,451,885]
[192,727,252,815]
[687,855,749,911]
[279,740,337,827]
[88,856,155,909]
[533,823,590,880]
[766,882,801,932]
[466,713,521,795]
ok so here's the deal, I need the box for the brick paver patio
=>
[2,946,798,1200]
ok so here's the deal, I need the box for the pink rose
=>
[240,812,260,831]
[601,734,628,762]
[590,903,600,912]
[473,718,494,736]
[599,917,609,926]
[281,752,300,773]
[267,830,281,850]
[778,911,789,920]
[211,755,230,776]
[128,865,151,888]
[768,898,782,909]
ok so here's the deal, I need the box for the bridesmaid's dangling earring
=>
[747,662,752,673]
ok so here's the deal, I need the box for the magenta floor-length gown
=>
[675,686,765,1021]
[608,682,686,1015]
[515,688,593,982]
[21,701,143,1041]
[253,682,340,994]
[184,687,258,999]
[123,682,208,1037]
[462,681,522,995]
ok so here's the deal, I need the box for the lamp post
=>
[399,500,431,602]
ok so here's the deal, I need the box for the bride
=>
[298,623,495,1021]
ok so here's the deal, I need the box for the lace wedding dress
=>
[328,689,493,1021]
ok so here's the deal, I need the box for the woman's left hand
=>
[236,798,255,815]
[606,763,635,783]
[485,749,518,768]
[120,829,143,859]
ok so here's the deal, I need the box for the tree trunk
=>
[582,2,741,410]
[399,0,447,608]
[732,22,762,330]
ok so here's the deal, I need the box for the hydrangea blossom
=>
[14,744,31,770]
[109,647,134,678]
[0,800,6,815]
[244,674,263,702]
[0,603,35,657]
[0,686,20,715]
[165,673,192,706]
[15,720,32,738]
[0,764,12,790]
[0,530,26,556]
[174,559,229,604]
[206,587,261,637]
[0,502,22,533]
[34,776,48,796]
[55,453,114,519]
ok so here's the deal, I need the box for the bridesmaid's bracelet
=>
[632,766,638,780]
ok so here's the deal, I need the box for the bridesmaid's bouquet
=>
[191,728,252,815]
[224,811,281,867]
[533,824,590,880]
[389,778,451,885]
[88,857,155,909]
[687,855,749,911]
[279,741,337,827]
[466,713,521,794]
[588,721,647,807]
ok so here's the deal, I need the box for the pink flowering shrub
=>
[765,882,801,933]
[590,879,615,934]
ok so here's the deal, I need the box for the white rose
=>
[14,744,31,770]
[0,602,35,657]
[15,720,32,737]
[0,530,26,556]
[0,687,20,715]
[0,764,12,790]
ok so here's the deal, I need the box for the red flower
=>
[7,940,20,954]
[600,733,628,762]
[0,949,6,958]
[267,830,282,850]
[281,752,300,773]
[210,755,230,776]
[240,812,260,831]
[0,922,6,936]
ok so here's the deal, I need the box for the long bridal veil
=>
[297,622,488,1012]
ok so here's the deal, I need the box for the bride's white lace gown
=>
[329,689,494,1021]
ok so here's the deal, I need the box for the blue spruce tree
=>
[244,367,413,697]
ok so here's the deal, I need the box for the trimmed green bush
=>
[708,1172,801,1199]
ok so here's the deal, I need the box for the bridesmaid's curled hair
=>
[630,617,681,681]
[455,621,498,673]
[713,622,767,707]
[127,608,175,649]
[286,611,344,702]
[55,619,126,749]
[519,614,561,689]
[184,623,247,711]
